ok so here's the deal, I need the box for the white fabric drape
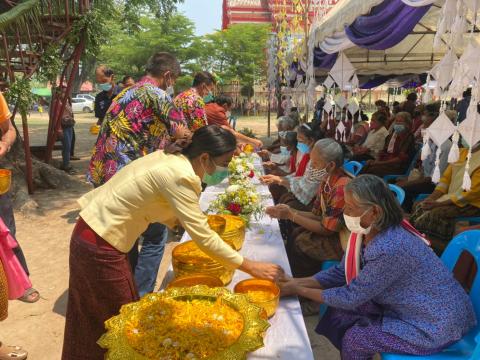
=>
[401,0,436,7]
[319,31,355,54]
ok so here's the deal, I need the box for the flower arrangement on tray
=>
[98,286,270,360]
[228,153,256,185]
[207,183,263,225]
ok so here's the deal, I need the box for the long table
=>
[162,156,315,360]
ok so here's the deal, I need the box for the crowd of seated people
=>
[260,91,479,358]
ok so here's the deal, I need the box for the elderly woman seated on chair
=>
[266,139,351,277]
[411,144,480,254]
[360,112,415,177]
[261,123,323,211]
[279,175,476,360]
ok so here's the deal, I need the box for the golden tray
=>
[98,286,270,360]
[167,274,224,289]
[172,241,235,285]
[208,215,246,250]
[234,279,280,319]
[0,169,11,195]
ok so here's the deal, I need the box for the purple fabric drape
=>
[360,75,393,89]
[313,48,338,70]
[345,0,432,50]
[312,0,432,74]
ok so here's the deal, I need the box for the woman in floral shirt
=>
[87,53,187,187]
[174,71,216,132]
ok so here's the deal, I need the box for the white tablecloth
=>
[163,155,314,360]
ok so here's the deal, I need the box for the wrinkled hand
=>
[253,139,263,149]
[247,261,284,281]
[257,149,270,161]
[395,178,408,187]
[175,125,192,140]
[266,204,293,220]
[279,279,299,297]
[260,174,281,185]
[263,161,277,170]
[0,141,9,159]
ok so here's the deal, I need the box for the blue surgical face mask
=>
[99,82,113,92]
[278,131,287,139]
[202,158,229,186]
[393,124,406,134]
[280,146,290,156]
[297,142,310,154]
[203,91,214,104]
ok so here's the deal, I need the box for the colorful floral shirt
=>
[173,88,207,131]
[87,77,185,187]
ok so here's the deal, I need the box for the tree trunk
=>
[0,123,87,215]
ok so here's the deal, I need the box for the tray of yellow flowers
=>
[208,215,246,250]
[98,286,270,360]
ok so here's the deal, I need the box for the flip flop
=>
[0,344,28,360]
[18,288,40,304]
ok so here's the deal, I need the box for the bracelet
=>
[291,211,298,223]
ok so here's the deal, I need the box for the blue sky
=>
[177,0,223,35]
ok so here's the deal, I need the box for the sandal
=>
[0,343,28,360]
[18,288,40,304]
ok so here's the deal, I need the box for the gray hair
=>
[277,116,296,130]
[395,111,412,127]
[345,175,403,231]
[314,138,344,167]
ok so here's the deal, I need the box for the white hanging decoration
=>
[448,129,461,163]
[431,151,442,183]
[334,94,347,109]
[434,0,457,50]
[328,52,356,91]
[430,50,458,96]
[323,96,334,114]
[336,121,346,142]
[463,0,480,13]
[458,99,480,190]
[323,76,334,89]
[421,131,431,160]
[450,1,468,50]
[347,97,359,115]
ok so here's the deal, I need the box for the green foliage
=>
[238,128,256,139]
[5,78,37,116]
[68,8,110,57]
[37,45,63,84]
[198,24,270,87]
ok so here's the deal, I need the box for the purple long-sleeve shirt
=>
[314,226,476,349]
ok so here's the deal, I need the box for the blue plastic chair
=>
[383,230,480,359]
[388,184,405,205]
[344,161,364,177]
[384,146,422,183]
[319,260,341,317]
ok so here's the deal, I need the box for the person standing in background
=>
[0,92,40,304]
[174,71,216,131]
[59,91,76,174]
[94,65,120,126]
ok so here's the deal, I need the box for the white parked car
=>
[76,93,96,102]
[71,97,94,113]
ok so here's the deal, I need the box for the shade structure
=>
[31,88,52,97]
[310,0,479,76]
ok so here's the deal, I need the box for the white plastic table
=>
[162,155,315,360]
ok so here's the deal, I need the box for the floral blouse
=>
[173,88,207,131]
[87,76,185,187]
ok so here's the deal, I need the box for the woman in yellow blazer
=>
[62,125,283,360]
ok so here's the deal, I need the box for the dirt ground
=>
[0,112,340,359]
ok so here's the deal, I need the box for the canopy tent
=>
[31,88,52,97]
[310,0,478,77]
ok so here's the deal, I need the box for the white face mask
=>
[343,209,372,235]
[308,167,328,182]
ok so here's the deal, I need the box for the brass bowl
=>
[0,169,11,195]
[208,214,227,234]
[166,274,224,289]
[172,241,235,285]
[234,279,280,318]
[98,286,270,360]
[209,214,246,250]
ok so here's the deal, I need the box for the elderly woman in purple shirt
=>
[280,175,476,359]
